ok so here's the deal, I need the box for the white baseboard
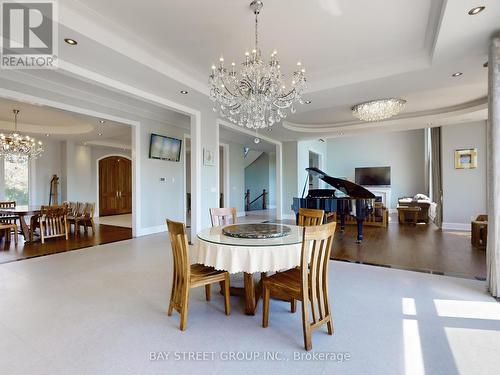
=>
[136,224,166,236]
[442,222,471,231]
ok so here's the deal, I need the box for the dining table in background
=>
[195,223,303,315]
[0,205,41,242]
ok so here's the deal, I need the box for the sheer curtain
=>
[430,127,443,228]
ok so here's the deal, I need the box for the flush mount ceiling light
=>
[180,90,188,94]
[254,137,260,144]
[0,109,44,162]
[209,0,306,130]
[468,6,485,15]
[452,72,463,77]
[352,98,406,122]
[64,38,77,45]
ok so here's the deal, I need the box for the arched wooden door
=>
[99,156,132,216]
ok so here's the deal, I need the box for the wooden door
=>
[118,158,132,214]
[99,156,132,216]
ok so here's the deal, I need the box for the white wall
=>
[228,141,245,213]
[326,129,426,208]
[442,121,487,227]
[297,139,328,194]
[268,152,276,207]
[282,141,298,218]
[139,120,187,229]
[31,138,63,205]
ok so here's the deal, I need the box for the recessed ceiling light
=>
[304,100,312,104]
[483,61,488,68]
[98,132,103,136]
[267,128,272,132]
[254,137,260,144]
[452,72,463,77]
[468,6,485,15]
[180,90,188,94]
[99,120,106,124]
[64,38,77,46]
[45,133,50,137]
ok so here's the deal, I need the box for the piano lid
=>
[306,167,376,199]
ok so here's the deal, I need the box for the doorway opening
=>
[97,155,132,228]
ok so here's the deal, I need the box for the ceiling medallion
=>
[352,98,407,122]
[209,1,306,130]
[0,109,44,162]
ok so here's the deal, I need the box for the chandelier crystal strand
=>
[0,109,44,163]
[351,98,407,122]
[209,1,306,130]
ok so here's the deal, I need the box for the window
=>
[4,159,29,205]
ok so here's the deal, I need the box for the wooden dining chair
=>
[262,221,337,351]
[39,205,69,244]
[209,207,237,226]
[75,203,96,234]
[298,208,325,226]
[0,201,19,243]
[166,219,231,331]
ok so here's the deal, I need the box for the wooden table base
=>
[221,272,263,315]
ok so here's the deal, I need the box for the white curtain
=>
[487,35,500,298]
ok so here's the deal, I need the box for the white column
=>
[487,35,500,298]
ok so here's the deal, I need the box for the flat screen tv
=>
[149,133,182,162]
[355,166,391,186]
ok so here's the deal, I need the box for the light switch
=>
[159,177,166,183]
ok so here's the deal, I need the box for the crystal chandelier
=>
[0,109,44,162]
[352,98,407,122]
[209,0,306,130]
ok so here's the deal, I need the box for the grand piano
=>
[291,167,376,243]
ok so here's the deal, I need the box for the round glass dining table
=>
[195,223,303,315]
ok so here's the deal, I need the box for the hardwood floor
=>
[269,214,486,280]
[0,224,132,264]
[331,215,486,280]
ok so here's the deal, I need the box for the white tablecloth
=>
[195,239,303,274]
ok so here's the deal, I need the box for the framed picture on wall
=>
[454,148,477,169]
[203,148,215,166]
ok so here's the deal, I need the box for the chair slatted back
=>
[0,201,15,209]
[166,220,190,310]
[300,222,336,327]
[83,202,95,218]
[40,205,68,240]
[209,207,237,226]
[298,208,325,227]
[0,201,16,223]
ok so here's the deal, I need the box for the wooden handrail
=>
[245,189,267,211]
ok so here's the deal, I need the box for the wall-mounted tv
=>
[355,166,391,186]
[149,133,182,162]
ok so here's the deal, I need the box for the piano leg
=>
[339,214,346,233]
[356,218,364,243]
